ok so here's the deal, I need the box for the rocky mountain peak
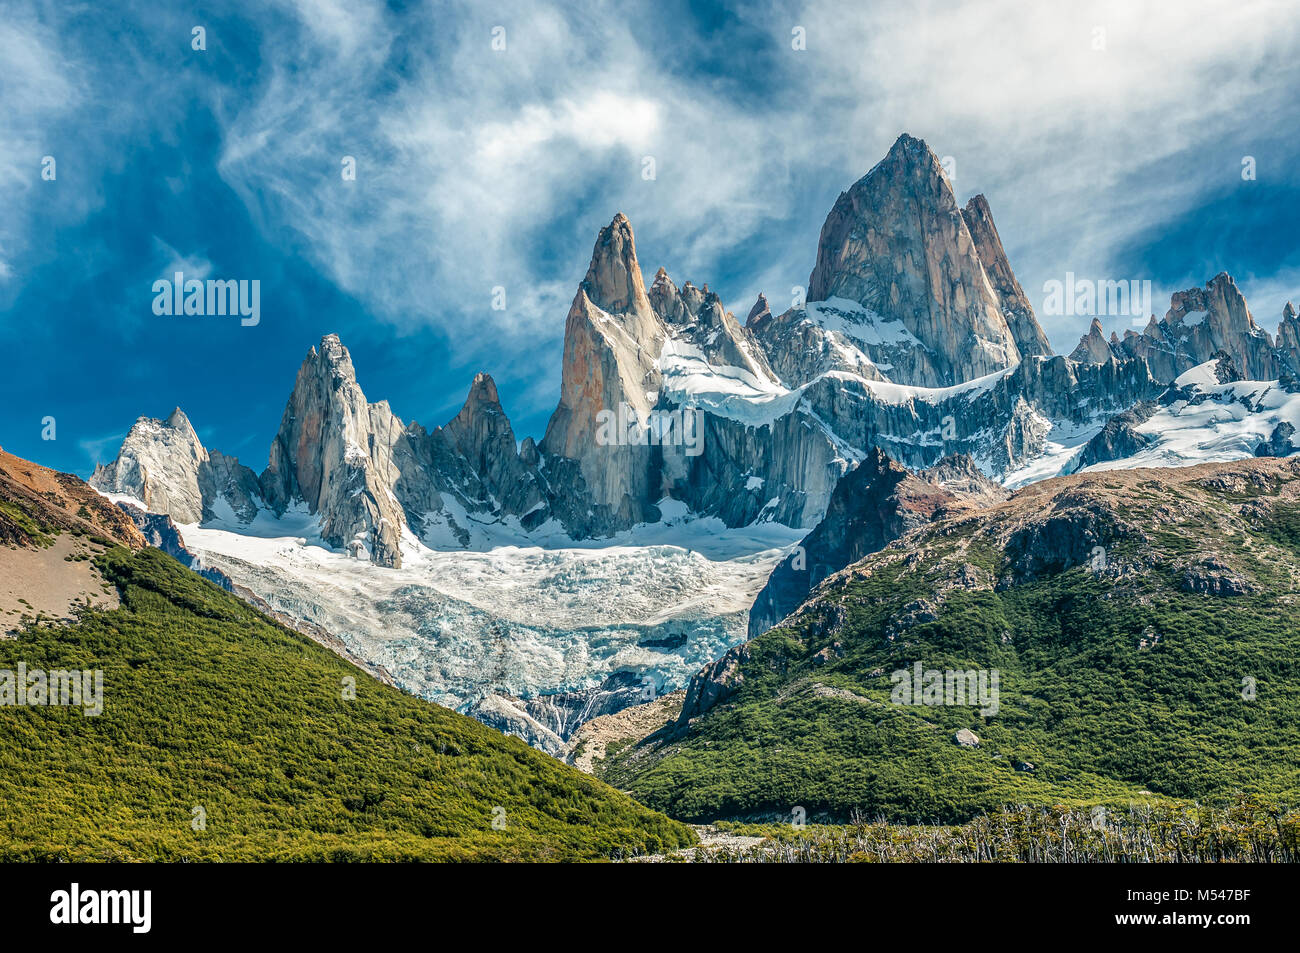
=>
[261,333,406,567]
[540,216,669,532]
[1116,272,1279,382]
[164,406,194,431]
[89,406,263,527]
[445,372,508,440]
[961,193,1053,358]
[581,212,652,319]
[806,132,1021,387]
[90,407,211,524]
[648,268,684,323]
[464,371,500,407]
[1277,301,1300,374]
[745,293,771,329]
[1069,317,1118,364]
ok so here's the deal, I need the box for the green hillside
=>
[0,545,692,860]
[601,460,1300,823]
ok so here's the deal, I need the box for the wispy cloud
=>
[2,0,1299,439]
[78,430,126,468]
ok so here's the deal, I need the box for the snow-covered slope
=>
[161,498,801,752]
[1084,377,1300,471]
[1003,359,1300,483]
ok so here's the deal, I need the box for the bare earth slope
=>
[0,448,144,635]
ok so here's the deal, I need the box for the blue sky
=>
[2,0,1299,476]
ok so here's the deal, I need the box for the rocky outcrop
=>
[260,340,551,561]
[1000,500,1132,586]
[439,373,547,521]
[1069,402,1158,471]
[747,299,890,387]
[1116,273,1279,382]
[261,335,407,567]
[806,134,1021,387]
[90,408,210,524]
[747,449,1007,637]
[962,193,1052,359]
[115,502,233,591]
[90,408,262,526]
[465,672,651,756]
[1256,421,1297,458]
[664,643,750,739]
[1069,318,1120,365]
[658,284,779,390]
[1179,555,1252,596]
[1275,301,1300,375]
[540,214,667,536]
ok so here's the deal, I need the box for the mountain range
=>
[85,133,1300,748]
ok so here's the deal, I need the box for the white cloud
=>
[788,0,1300,345]
[78,430,126,468]
[5,0,1298,416]
[0,13,82,288]
[152,237,213,282]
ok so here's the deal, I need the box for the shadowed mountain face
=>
[747,449,1007,638]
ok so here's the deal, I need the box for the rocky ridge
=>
[91,134,1300,569]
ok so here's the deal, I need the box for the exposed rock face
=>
[664,643,750,739]
[92,348,553,564]
[1276,301,1300,375]
[1179,555,1252,596]
[747,449,1007,637]
[1256,421,1297,458]
[261,335,407,567]
[806,134,1021,387]
[90,135,1300,580]
[1069,318,1120,364]
[1000,500,1131,587]
[747,299,891,387]
[439,372,546,522]
[91,408,209,524]
[260,340,553,562]
[1116,273,1279,381]
[203,450,263,522]
[90,408,262,526]
[961,193,1053,359]
[1070,402,1158,471]
[465,672,651,757]
[659,285,779,389]
[540,214,666,536]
